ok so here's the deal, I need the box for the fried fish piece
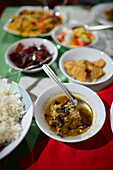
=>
[91,58,105,68]
[76,60,85,65]
[90,66,105,82]
[86,61,105,82]
[64,60,76,76]
[71,60,87,82]
[64,59,105,83]
[85,61,94,71]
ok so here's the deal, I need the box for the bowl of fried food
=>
[51,23,98,49]
[34,83,106,142]
[59,47,113,85]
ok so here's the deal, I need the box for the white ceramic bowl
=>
[34,83,106,143]
[0,79,33,160]
[90,2,113,25]
[5,38,58,73]
[51,23,98,49]
[59,47,113,85]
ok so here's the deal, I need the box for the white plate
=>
[34,83,106,143]
[5,38,58,73]
[3,6,66,37]
[0,79,33,160]
[51,23,98,49]
[90,2,113,25]
[59,47,113,85]
[110,102,113,133]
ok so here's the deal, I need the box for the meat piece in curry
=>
[45,95,93,137]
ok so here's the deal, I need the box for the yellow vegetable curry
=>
[7,9,62,37]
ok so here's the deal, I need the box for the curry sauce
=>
[45,95,93,137]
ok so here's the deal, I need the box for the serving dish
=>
[51,23,98,49]
[3,6,66,37]
[90,2,113,25]
[0,79,33,160]
[34,83,106,142]
[110,102,113,133]
[5,38,58,73]
[59,47,113,85]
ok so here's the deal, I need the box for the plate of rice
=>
[0,79,33,160]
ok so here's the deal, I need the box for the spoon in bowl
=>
[42,64,92,112]
[73,24,113,31]
[0,57,52,79]
[42,0,60,17]
[42,0,49,12]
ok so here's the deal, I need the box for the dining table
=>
[0,4,113,170]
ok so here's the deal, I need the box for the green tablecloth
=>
[0,7,68,169]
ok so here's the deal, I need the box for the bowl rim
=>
[5,37,58,73]
[34,83,106,143]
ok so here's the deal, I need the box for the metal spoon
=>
[0,57,52,79]
[42,64,92,111]
[53,6,61,17]
[42,0,61,17]
[42,0,49,12]
[73,24,113,31]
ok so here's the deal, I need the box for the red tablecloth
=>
[19,83,113,170]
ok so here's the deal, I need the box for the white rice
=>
[0,86,26,147]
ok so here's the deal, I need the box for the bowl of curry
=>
[34,83,106,142]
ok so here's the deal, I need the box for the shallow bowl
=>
[59,47,113,85]
[34,83,106,143]
[5,38,58,73]
[51,23,98,49]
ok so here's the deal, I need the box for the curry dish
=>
[7,9,62,37]
[45,95,93,137]
[103,8,113,22]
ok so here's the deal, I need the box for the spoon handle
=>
[42,64,74,102]
[42,0,49,12]
[86,24,113,31]
[1,57,52,79]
